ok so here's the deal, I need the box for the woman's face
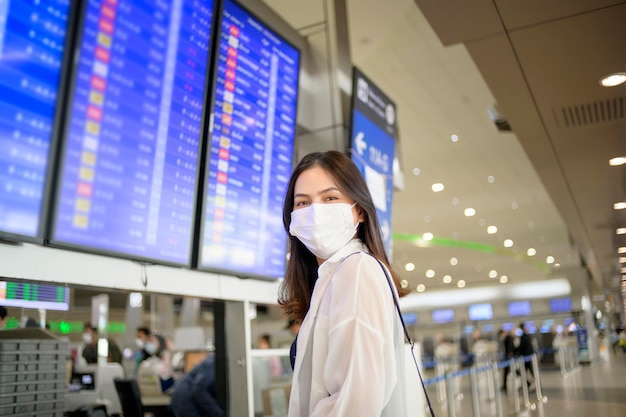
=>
[293,166,363,223]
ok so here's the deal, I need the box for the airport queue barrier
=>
[422,354,548,417]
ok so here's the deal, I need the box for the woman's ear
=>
[356,206,366,223]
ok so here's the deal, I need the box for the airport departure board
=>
[199,0,300,279]
[0,280,70,311]
[0,0,71,239]
[52,0,215,265]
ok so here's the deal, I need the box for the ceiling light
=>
[425,269,435,278]
[401,280,409,288]
[432,183,445,192]
[450,257,458,266]
[619,257,626,263]
[615,202,626,210]
[422,232,434,241]
[554,263,561,267]
[617,228,626,235]
[423,215,431,223]
[600,72,626,87]
[489,270,497,279]
[412,167,421,176]
[487,175,495,184]
[622,267,626,274]
[504,239,514,248]
[417,284,426,293]
[457,280,466,288]
[464,208,476,217]
[500,275,508,284]
[442,275,452,284]
[452,197,459,205]
[451,134,459,142]
[511,202,518,210]
[487,225,498,234]
[620,247,626,254]
[528,221,535,229]
[546,256,555,264]
[405,262,415,272]
[527,248,536,256]
[609,157,626,166]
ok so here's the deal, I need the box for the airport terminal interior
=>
[0,0,625,416]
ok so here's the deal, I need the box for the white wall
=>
[0,242,281,304]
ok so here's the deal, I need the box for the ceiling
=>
[262,0,626,303]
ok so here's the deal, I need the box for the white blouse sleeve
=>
[311,253,399,417]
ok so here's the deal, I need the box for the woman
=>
[279,151,409,417]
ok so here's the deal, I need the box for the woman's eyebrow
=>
[294,187,341,199]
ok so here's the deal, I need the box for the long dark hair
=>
[278,151,408,321]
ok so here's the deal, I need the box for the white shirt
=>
[288,239,407,417]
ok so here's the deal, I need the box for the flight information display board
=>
[52,0,215,265]
[0,281,70,311]
[198,0,300,279]
[0,0,71,239]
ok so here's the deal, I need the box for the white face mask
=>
[145,342,157,355]
[136,338,145,349]
[289,203,358,260]
[82,333,93,344]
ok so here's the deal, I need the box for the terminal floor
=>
[424,352,626,417]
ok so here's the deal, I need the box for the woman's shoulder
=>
[334,251,388,286]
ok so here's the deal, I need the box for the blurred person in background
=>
[170,354,223,417]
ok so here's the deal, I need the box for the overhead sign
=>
[350,67,397,256]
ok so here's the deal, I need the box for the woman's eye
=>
[325,196,338,201]
[295,201,309,207]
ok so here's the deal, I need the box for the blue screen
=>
[468,303,493,321]
[199,0,299,279]
[549,297,572,313]
[508,300,531,317]
[52,0,215,265]
[0,0,70,238]
[432,308,454,323]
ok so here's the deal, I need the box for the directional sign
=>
[350,68,397,257]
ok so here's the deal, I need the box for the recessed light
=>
[619,257,626,263]
[600,72,626,87]
[546,256,555,264]
[432,183,445,192]
[487,175,495,184]
[527,248,536,256]
[417,284,426,293]
[425,269,435,278]
[464,208,476,217]
[452,197,459,205]
[554,263,561,268]
[528,221,535,229]
[489,270,497,278]
[457,280,466,288]
[401,280,409,288]
[487,225,498,234]
[622,267,626,274]
[412,168,421,176]
[450,257,458,266]
[511,202,518,210]
[442,275,452,284]
[500,275,508,284]
[451,134,459,142]
[424,215,431,223]
[422,232,434,241]
[620,247,626,254]
[609,157,626,166]
[405,262,415,272]
[504,239,513,248]
[615,202,626,210]
[617,228,626,235]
